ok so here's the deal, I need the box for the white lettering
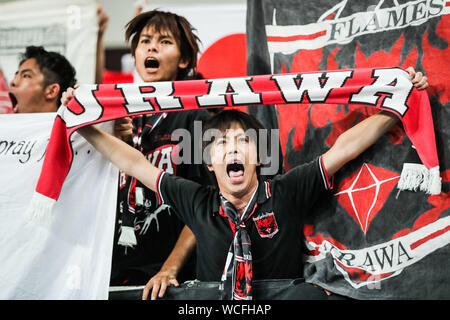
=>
[306,215,450,289]
[272,71,352,103]
[266,0,447,53]
[116,82,182,113]
[197,77,261,107]
[158,146,174,173]
[62,85,103,128]
[350,68,412,116]
[146,146,174,174]
[178,304,212,317]
[222,304,271,315]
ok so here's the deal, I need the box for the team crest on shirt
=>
[253,212,279,238]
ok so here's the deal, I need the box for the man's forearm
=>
[160,226,196,276]
[78,126,161,192]
[323,110,399,176]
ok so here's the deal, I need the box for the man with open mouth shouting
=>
[73,65,427,300]
[78,10,211,300]
[9,46,76,114]
[8,4,108,115]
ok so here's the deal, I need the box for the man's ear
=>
[207,164,214,172]
[44,83,60,101]
[178,58,189,70]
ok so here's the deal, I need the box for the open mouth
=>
[8,92,17,109]
[226,161,245,180]
[144,58,159,69]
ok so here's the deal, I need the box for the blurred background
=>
[0,0,247,81]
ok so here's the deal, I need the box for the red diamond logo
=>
[334,164,400,234]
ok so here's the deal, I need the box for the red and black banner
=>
[247,0,450,299]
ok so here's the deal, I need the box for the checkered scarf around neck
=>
[219,185,258,300]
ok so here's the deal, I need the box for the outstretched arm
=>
[78,125,162,192]
[322,110,398,176]
[142,225,197,300]
[322,67,428,177]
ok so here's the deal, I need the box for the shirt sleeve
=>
[273,156,332,210]
[155,171,207,228]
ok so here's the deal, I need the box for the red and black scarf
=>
[117,112,167,248]
[219,186,258,300]
[25,67,441,224]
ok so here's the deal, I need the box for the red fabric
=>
[34,68,437,202]
[0,70,13,114]
[101,70,134,84]
[35,116,72,199]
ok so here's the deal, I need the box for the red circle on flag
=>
[198,33,247,79]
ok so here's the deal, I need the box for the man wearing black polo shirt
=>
[76,67,428,300]
[154,111,334,297]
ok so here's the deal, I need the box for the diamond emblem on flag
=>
[334,163,400,234]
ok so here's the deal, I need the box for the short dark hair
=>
[202,109,266,164]
[125,10,200,80]
[20,46,77,102]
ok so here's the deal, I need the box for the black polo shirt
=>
[156,156,332,281]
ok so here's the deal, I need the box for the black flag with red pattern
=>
[247,0,450,299]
